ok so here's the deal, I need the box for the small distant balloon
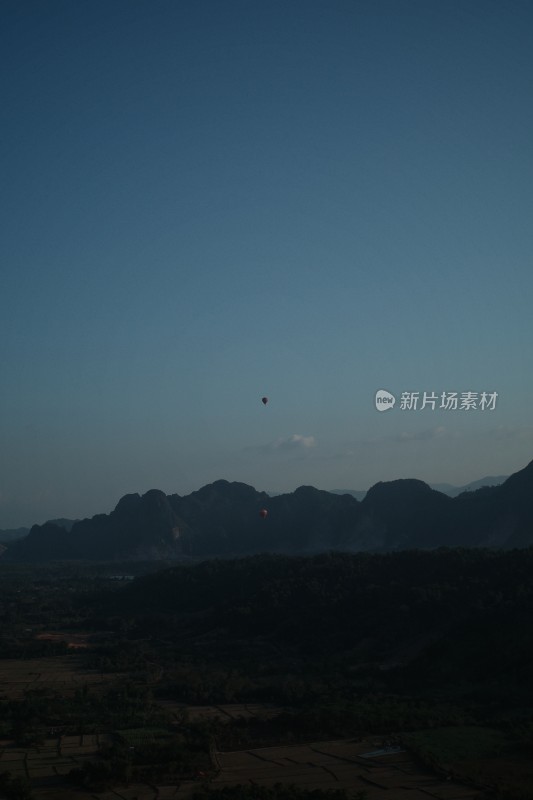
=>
[261,396,268,405]
[259,508,268,519]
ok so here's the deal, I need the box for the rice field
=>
[0,656,122,700]
[0,732,484,800]
[404,727,533,797]
[0,657,502,799]
[0,734,197,800]
[158,700,287,724]
[211,738,484,799]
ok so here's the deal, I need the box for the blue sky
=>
[1,0,532,527]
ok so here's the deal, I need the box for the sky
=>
[1,0,533,528]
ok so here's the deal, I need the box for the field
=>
[1,554,531,800]
[0,656,122,700]
[0,734,198,800]
[35,631,93,650]
[211,738,484,799]
[405,727,533,797]
[158,700,288,724]
[0,660,505,800]
[0,660,489,800]
[0,732,485,800]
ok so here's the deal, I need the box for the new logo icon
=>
[375,389,396,411]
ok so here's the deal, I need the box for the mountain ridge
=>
[327,474,509,500]
[2,463,531,562]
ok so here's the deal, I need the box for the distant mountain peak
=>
[114,493,141,514]
[364,478,434,503]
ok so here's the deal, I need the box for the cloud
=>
[484,425,533,441]
[313,428,448,461]
[273,434,316,451]
[333,427,450,449]
[390,426,447,443]
[246,434,316,453]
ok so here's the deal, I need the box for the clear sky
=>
[1,0,533,527]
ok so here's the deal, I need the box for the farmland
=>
[404,727,533,798]
[212,738,483,799]
[0,734,199,800]
[0,652,489,800]
[0,730,486,800]
[0,656,122,701]
[1,554,533,799]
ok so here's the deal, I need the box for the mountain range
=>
[326,474,508,501]
[0,477,506,544]
[1,462,531,562]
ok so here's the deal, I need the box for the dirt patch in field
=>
[36,632,91,649]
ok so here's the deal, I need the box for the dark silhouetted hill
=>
[329,475,508,501]
[0,526,30,543]
[430,474,508,497]
[47,517,78,532]
[0,518,77,544]
[2,461,532,561]
[356,479,454,550]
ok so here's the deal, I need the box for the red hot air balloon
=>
[261,397,268,405]
[259,508,268,519]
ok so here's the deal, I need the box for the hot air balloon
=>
[259,508,268,519]
[261,397,268,405]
